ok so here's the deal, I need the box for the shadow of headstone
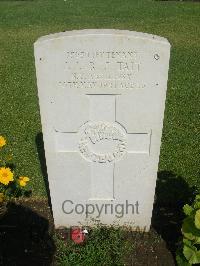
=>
[0,201,55,265]
[35,132,52,212]
[152,170,196,259]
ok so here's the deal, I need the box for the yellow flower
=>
[0,193,4,203]
[18,176,29,187]
[0,136,6,148]
[0,167,14,185]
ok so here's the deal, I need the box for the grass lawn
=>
[0,0,199,199]
[0,0,200,265]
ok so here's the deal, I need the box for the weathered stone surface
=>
[34,29,170,230]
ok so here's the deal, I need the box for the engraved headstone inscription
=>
[34,30,170,230]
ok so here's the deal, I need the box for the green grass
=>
[55,225,133,266]
[0,0,199,196]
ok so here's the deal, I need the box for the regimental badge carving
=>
[78,121,127,163]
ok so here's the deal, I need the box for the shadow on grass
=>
[152,170,196,260]
[36,132,52,211]
[0,202,55,265]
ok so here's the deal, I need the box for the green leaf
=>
[194,202,200,210]
[195,195,200,201]
[194,195,200,209]
[183,238,192,247]
[183,245,200,264]
[182,217,200,242]
[183,204,194,216]
[176,251,191,266]
[189,251,200,264]
[195,238,200,244]
[195,210,200,229]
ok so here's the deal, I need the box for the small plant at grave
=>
[176,194,200,265]
[0,135,30,213]
[55,225,133,266]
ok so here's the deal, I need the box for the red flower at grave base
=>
[71,227,85,244]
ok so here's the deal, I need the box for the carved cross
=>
[55,94,150,200]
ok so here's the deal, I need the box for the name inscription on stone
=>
[58,50,146,90]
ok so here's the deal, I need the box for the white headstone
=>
[34,29,170,230]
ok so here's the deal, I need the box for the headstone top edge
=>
[34,29,170,47]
